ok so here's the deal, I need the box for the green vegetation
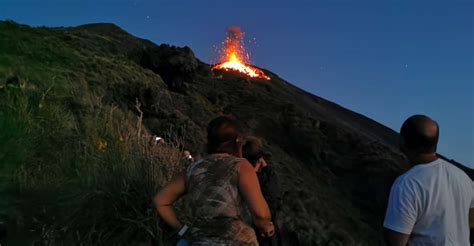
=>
[0,21,186,245]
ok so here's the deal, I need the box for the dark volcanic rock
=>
[138,44,199,93]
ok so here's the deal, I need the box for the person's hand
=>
[258,221,275,237]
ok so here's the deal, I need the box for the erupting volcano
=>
[212,26,271,80]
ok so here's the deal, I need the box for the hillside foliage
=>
[0,21,407,245]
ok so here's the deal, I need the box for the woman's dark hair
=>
[242,151,264,166]
[242,136,266,166]
[206,116,240,154]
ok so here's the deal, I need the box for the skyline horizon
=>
[1,0,472,167]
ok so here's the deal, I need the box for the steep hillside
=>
[0,21,409,245]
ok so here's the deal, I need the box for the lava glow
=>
[212,26,270,80]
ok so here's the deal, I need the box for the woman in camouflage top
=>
[155,116,274,245]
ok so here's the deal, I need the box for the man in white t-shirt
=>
[384,115,474,246]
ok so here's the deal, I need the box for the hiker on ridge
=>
[383,115,474,245]
[154,116,274,245]
[242,136,283,246]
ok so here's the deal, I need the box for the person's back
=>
[257,166,282,221]
[385,158,472,245]
[186,153,257,245]
[242,136,283,246]
[384,115,474,246]
[255,165,282,246]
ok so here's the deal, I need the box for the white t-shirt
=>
[384,158,474,245]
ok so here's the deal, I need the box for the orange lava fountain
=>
[212,26,270,80]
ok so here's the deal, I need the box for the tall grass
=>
[1,20,189,244]
[0,21,193,245]
[1,82,187,245]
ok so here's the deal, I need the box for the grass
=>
[1,86,187,245]
[1,86,187,244]
[0,20,188,245]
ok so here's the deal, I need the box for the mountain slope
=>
[0,21,409,245]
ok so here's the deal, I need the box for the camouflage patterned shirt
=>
[185,153,258,245]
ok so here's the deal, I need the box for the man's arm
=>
[469,208,474,245]
[384,229,410,246]
[470,208,474,229]
[154,174,186,230]
[383,179,417,245]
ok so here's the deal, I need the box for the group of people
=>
[155,116,282,245]
[155,115,474,246]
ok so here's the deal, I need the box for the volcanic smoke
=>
[212,26,270,80]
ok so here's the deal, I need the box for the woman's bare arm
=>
[154,174,186,230]
[238,159,274,236]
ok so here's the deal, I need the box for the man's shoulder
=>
[259,166,280,182]
[261,165,277,175]
[441,159,473,184]
[395,166,425,184]
[441,158,468,174]
[400,159,445,179]
[396,158,472,187]
[392,164,433,191]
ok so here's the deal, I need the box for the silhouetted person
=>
[242,136,282,246]
[384,115,474,245]
[154,116,274,245]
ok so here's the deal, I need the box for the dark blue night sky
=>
[2,0,473,166]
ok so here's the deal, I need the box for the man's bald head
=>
[400,115,439,154]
